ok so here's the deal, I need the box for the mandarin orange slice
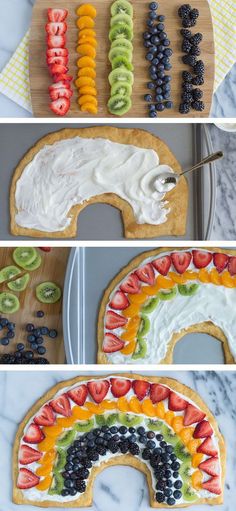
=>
[129,396,142,414]
[77,4,97,18]
[125,316,140,329]
[191,470,203,490]
[122,304,141,317]
[102,400,117,410]
[120,340,136,354]
[171,415,184,433]
[128,293,148,305]
[142,398,156,417]
[78,37,97,48]
[75,76,95,88]
[117,397,129,412]
[187,438,201,454]
[198,268,210,283]
[78,94,97,106]
[179,427,194,445]
[77,16,95,30]
[79,28,96,38]
[77,44,96,58]
[120,330,137,341]
[38,449,56,465]
[56,416,75,428]
[184,270,199,280]
[72,406,92,420]
[80,103,98,114]
[36,475,53,491]
[209,268,221,285]
[36,463,53,477]
[168,272,187,284]
[155,401,165,419]
[42,425,63,438]
[79,86,97,96]
[78,67,96,79]
[77,56,96,68]
[85,402,104,414]
[141,284,159,296]
[165,410,175,426]
[38,437,56,452]
[221,271,236,288]
[192,453,204,468]
[156,276,175,289]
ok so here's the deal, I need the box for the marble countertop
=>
[0,0,235,117]
[0,370,236,511]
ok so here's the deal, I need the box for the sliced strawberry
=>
[109,291,129,310]
[47,55,68,66]
[150,383,170,404]
[199,456,220,477]
[53,73,73,82]
[17,468,40,489]
[47,48,68,58]
[197,437,218,457]
[46,22,67,36]
[48,8,68,22]
[50,88,73,101]
[47,35,66,48]
[105,310,128,330]
[135,263,155,285]
[19,444,42,465]
[50,394,71,417]
[103,332,125,353]
[168,391,188,411]
[202,475,221,495]
[213,252,229,273]
[87,380,110,403]
[228,256,236,276]
[34,404,55,426]
[193,419,213,438]
[120,273,141,294]
[49,81,70,90]
[39,247,52,252]
[132,380,150,401]
[184,404,206,426]
[192,250,212,269]
[152,255,171,276]
[171,251,192,274]
[50,98,70,116]
[67,384,88,406]
[49,64,68,76]
[23,423,45,444]
[110,378,131,397]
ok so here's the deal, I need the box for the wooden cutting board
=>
[30,0,214,118]
[0,248,69,364]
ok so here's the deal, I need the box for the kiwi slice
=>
[146,419,163,431]
[111,38,133,51]
[0,266,21,283]
[159,287,177,301]
[109,46,132,63]
[111,13,133,28]
[178,283,199,296]
[108,94,132,116]
[23,252,42,271]
[57,429,76,447]
[174,441,192,462]
[109,68,134,86]
[111,0,133,17]
[109,23,133,42]
[95,415,106,426]
[48,473,64,496]
[106,413,119,426]
[179,460,192,481]
[112,55,133,71]
[132,337,147,360]
[13,247,37,268]
[7,273,30,292]
[54,448,66,472]
[0,293,20,314]
[162,424,179,447]
[138,315,150,337]
[111,81,132,97]
[119,413,143,427]
[141,296,159,314]
[182,482,198,502]
[36,281,61,304]
[74,418,94,432]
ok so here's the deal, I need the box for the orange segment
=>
[36,475,53,491]
[77,16,95,30]
[179,427,194,446]
[129,396,142,414]
[165,410,175,426]
[56,416,75,428]
[120,340,136,355]
[198,268,210,283]
[184,270,199,280]
[79,28,96,38]
[36,463,53,477]
[80,103,98,114]
[102,400,117,410]
[78,67,96,79]
[172,416,184,433]
[38,437,56,452]
[42,425,63,438]
[123,315,140,330]
[84,402,104,414]
[38,449,56,465]
[192,470,203,490]
[187,438,201,454]
[79,86,97,96]
[142,398,156,417]
[72,406,92,420]
[75,76,95,88]
[77,44,96,58]
[192,453,204,468]
[141,284,159,296]
[221,271,236,288]
[78,95,97,106]
[78,37,98,48]
[117,397,129,412]
[155,401,165,419]
[209,268,221,285]
[156,276,175,289]
[122,304,141,318]
[168,272,187,284]
[128,293,148,305]
[77,56,96,68]
[77,5,97,18]
[121,330,137,341]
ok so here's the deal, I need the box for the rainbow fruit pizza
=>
[98,248,236,364]
[13,374,225,508]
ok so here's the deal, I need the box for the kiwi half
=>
[178,283,199,296]
[23,252,42,271]
[54,448,66,472]
[109,46,132,63]
[13,247,37,268]
[174,441,192,462]
[109,68,134,86]
[7,273,30,292]
[111,13,133,28]
[111,81,132,97]
[142,296,159,313]
[109,23,133,42]
[112,55,133,71]
[159,287,177,301]
[57,429,76,447]
[131,337,147,360]
[0,292,20,314]
[111,0,133,17]
[108,94,131,115]
[36,281,61,304]
[74,419,94,432]
[0,266,21,283]
[145,419,163,431]
[138,315,150,337]
[48,473,64,496]
[119,413,143,427]
[111,38,133,51]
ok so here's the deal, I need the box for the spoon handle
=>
[180,151,223,177]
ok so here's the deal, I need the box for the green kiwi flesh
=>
[0,266,21,283]
[178,283,199,296]
[7,273,30,292]
[111,13,133,28]
[48,473,64,495]
[131,337,147,360]
[36,281,61,304]
[159,287,177,301]
[109,46,132,63]
[109,23,133,42]
[13,247,37,268]
[111,39,133,51]
[111,81,132,97]
[54,448,66,472]
[74,419,94,432]
[119,413,143,427]
[111,0,133,17]
[57,429,76,447]
[138,315,150,337]
[23,252,42,271]
[109,68,134,86]
[0,292,20,313]
[142,296,159,313]
[112,55,133,71]
[108,94,132,115]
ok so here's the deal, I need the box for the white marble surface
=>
[0,0,235,118]
[208,124,236,240]
[0,370,235,511]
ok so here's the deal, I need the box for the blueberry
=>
[144,40,152,48]
[1,338,9,346]
[69,488,77,496]
[128,434,137,443]
[157,63,164,70]
[174,480,182,489]
[170,453,177,461]
[172,461,180,471]
[160,440,167,447]
[164,75,171,82]
[149,11,158,20]
[166,479,173,488]
[27,334,36,343]
[155,103,165,111]
[64,479,75,489]
[165,445,174,453]
[164,63,172,70]
[149,2,158,10]
[173,490,182,500]
[150,27,158,35]
[156,52,164,59]
[155,79,163,86]
[156,87,162,94]
[156,434,163,441]
[157,23,165,31]
[163,83,171,91]
[17,343,25,351]
[41,326,49,335]
[36,310,44,318]
[151,36,160,45]
[26,323,34,332]
[146,53,154,61]
[164,48,173,57]
[153,447,162,455]
[167,498,176,506]
[143,31,151,40]
[49,329,57,338]
[24,351,34,359]
[62,489,70,496]
[149,64,157,73]
[165,101,173,109]
[162,57,170,65]
[36,336,44,345]
[152,58,159,66]
[144,94,152,102]
[119,426,127,435]
[147,431,155,439]
[173,471,179,479]
[157,71,165,78]
[37,346,46,355]
[7,331,15,339]
[110,426,118,434]
[8,322,15,330]
[158,15,165,21]
[150,73,158,80]
[137,426,145,435]
[149,110,157,118]
[147,81,155,90]
[147,19,154,27]
[165,469,172,478]
[164,488,173,497]
[163,39,170,46]
[31,342,39,350]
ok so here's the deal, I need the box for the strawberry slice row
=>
[46,8,73,116]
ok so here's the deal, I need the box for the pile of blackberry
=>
[178,4,205,114]
[61,425,183,506]
[143,2,173,117]
[0,352,49,364]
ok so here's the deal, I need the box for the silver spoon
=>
[154,151,223,193]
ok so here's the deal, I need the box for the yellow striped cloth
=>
[0,1,235,113]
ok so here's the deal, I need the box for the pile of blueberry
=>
[143,2,173,117]
[0,316,15,346]
[178,4,205,113]
[61,425,183,506]
[26,311,58,356]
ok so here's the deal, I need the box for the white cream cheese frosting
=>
[15,137,174,232]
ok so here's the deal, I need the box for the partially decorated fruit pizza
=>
[13,374,225,508]
[97,248,236,364]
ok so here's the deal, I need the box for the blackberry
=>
[182,17,196,28]
[156,480,165,491]
[180,28,192,39]
[193,88,203,100]
[119,441,129,454]
[129,443,140,455]
[192,100,205,111]
[192,75,204,85]
[178,4,192,18]
[96,445,107,455]
[179,102,191,114]
[190,46,201,56]
[191,33,203,45]
[182,82,193,92]
[182,39,192,53]
[190,8,199,20]
[76,468,89,479]
[182,91,193,103]
[182,70,193,82]
[107,440,119,453]
[82,459,92,469]
[156,492,165,503]
[76,480,86,493]
[142,448,151,460]
[182,54,196,67]
[194,60,205,75]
